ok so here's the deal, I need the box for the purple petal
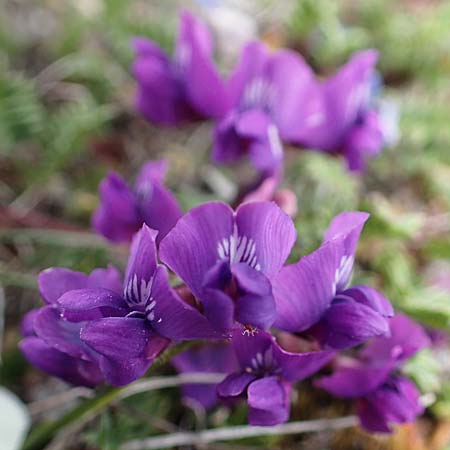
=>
[265,49,321,143]
[343,110,384,172]
[231,329,273,370]
[212,113,246,165]
[315,360,394,398]
[342,285,394,317]
[80,317,152,359]
[92,172,141,243]
[140,182,183,244]
[38,268,89,304]
[201,288,235,332]
[247,128,284,174]
[361,313,431,364]
[217,372,256,398]
[160,202,234,299]
[324,211,370,256]
[177,11,229,119]
[233,264,276,329]
[20,337,103,387]
[312,298,390,350]
[227,41,271,107]
[358,376,423,433]
[81,317,168,385]
[235,201,296,279]
[235,110,272,138]
[273,345,333,382]
[135,160,168,187]
[33,306,89,360]
[173,342,238,409]
[57,288,128,322]
[132,37,167,61]
[124,224,158,307]
[247,377,290,426]
[21,309,39,337]
[273,240,339,332]
[87,265,123,295]
[150,266,225,340]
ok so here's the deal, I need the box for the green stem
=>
[21,341,196,450]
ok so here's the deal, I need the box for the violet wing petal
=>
[21,309,39,337]
[160,202,234,299]
[57,288,128,322]
[235,201,296,280]
[33,306,89,360]
[273,240,339,332]
[247,377,290,426]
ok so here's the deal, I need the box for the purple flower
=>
[301,50,385,172]
[273,211,394,349]
[212,41,321,175]
[315,314,430,432]
[160,201,297,332]
[172,342,238,409]
[45,225,221,386]
[217,329,332,426]
[19,265,123,387]
[132,11,228,125]
[93,160,182,244]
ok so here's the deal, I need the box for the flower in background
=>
[160,201,296,332]
[93,160,182,244]
[213,41,322,176]
[20,265,123,387]
[302,50,386,172]
[217,329,332,426]
[41,225,221,386]
[273,211,394,349]
[316,314,430,432]
[132,11,228,125]
[172,341,238,409]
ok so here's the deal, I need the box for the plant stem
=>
[120,415,358,450]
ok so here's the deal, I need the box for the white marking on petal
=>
[217,224,261,270]
[242,77,277,111]
[267,124,283,159]
[334,255,354,293]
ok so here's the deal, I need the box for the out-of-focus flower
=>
[217,329,332,426]
[20,265,123,387]
[316,314,430,432]
[273,211,394,349]
[241,173,298,218]
[132,11,228,125]
[212,41,321,175]
[160,201,296,332]
[302,50,386,172]
[172,341,238,409]
[93,160,182,244]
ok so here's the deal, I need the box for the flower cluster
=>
[133,11,392,174]
[20,162,429,430]
[20,10,426,435]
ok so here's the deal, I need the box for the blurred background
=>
[0,0,449,449]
